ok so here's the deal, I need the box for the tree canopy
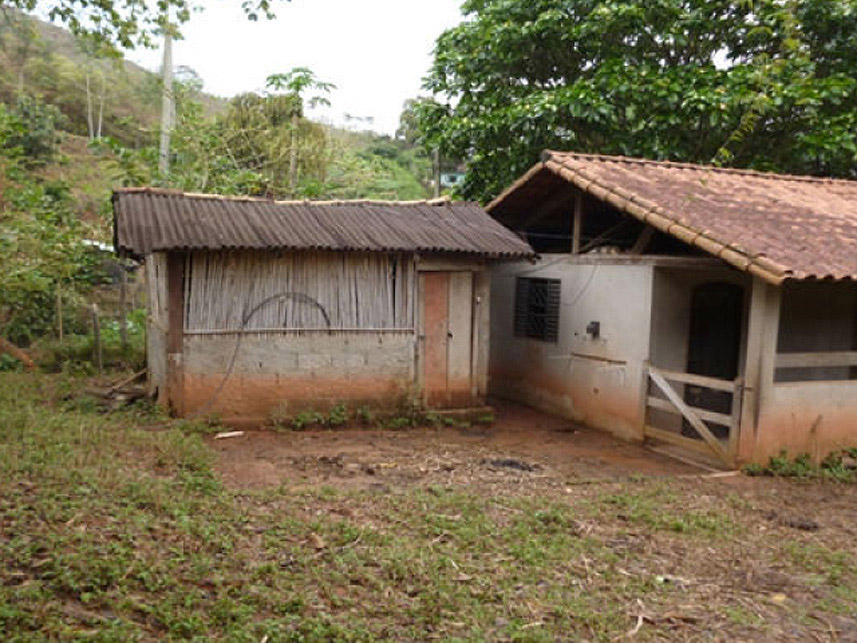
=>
[1,0,285,48]
[416,0,857,202]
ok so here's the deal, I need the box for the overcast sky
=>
[125,0,464,136]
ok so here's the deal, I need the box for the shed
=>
[113,188,534,423]
[488,151,857,467]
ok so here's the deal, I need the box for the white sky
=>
[125,0,465,135]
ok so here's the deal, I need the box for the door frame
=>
[415,260,489,409]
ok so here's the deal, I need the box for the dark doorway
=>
[682,282,744,440]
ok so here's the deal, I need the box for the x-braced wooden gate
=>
[643,365,742,466]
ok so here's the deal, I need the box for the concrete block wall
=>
[181,331,416,421]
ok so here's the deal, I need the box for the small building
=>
[112,188,533,423]
[488,151,857,467]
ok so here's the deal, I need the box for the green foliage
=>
[36,307,147,372]
[0,119,102,345]
[327,403,348,428]
[2,94,62,164]
[743,448,857,482]
[418,0,857,202]
[292,410,325,431]
[3,0,285,49]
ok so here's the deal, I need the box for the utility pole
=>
[159,24,174,178]
[433,148,441,198]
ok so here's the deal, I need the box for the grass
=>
[0,372,855,640]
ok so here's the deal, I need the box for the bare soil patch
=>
[212,401,697,492]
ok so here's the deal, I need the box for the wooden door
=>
[422,271,474,408]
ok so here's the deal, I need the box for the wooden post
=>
[572,191,583,254]
[91,303,103,376]
[119,268,128,353]
[737,277,781,463]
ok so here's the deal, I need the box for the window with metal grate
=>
[514,277,561,342]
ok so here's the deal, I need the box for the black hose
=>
[188,292,331,419]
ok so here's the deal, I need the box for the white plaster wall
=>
[490,255,654,440]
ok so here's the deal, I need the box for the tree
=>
[1,0,287,49]
[417,0,857,202]
[266,67,335,191]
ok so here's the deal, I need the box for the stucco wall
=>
[181,331,416,422]
[490,256,654,441]
[741,280,857,464]
[737,278,857,463]
[755,381,857,461]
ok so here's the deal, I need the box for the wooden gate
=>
[643,365,742,466]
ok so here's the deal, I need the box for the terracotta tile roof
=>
[113,188,534,260]
[487,151,857,283]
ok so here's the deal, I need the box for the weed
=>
[744,449,857,482]
[386,416,413,430]
[328,403,348,428]
[292,410,324,430]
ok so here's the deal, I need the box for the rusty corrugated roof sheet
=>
[487,151,857,283]
[113,188,534,259]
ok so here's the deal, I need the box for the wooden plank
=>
[645,426,724,457]
[473,271,491,400]
[653,367,737,392]
[579,217,636,254]
[415,272,426,401]
[572,191,583,254]
[423,272,449,407]
[775,351,857,369]
[648,368,728,461]
[166,252,185,415]
[629,226,655,255]
[646,396,733,427]
[447,271,474,406]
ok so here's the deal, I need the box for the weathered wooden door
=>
[421,271,474,408]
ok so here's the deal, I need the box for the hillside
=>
[0,12,432,350]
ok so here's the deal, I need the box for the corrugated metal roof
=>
[488,151,857,283]
[113,188,534,259]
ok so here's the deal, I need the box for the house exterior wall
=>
[490,255,654,441]
[740,278,857,463]
[147,249,491,422]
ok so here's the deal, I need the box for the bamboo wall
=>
[183,250,416,332]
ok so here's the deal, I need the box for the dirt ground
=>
[211,401,700,492]
[207,402,857,640]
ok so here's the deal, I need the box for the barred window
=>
[514,277,560,342]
